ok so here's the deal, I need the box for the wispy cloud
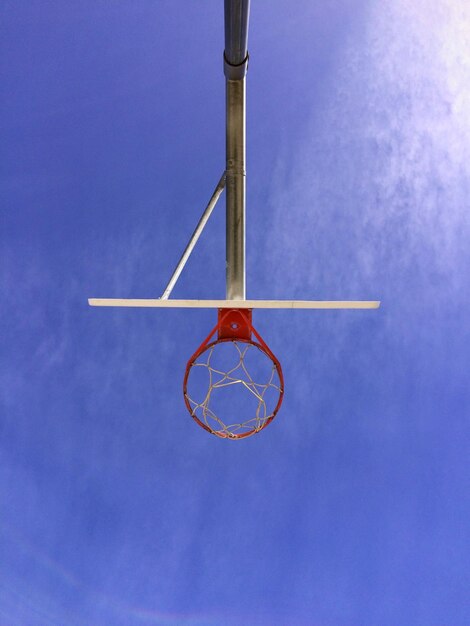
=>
[263,0,470,303]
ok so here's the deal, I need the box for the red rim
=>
[183,309,284,439]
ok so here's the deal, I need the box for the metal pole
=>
[224,0,250,66]
[225,79,246,300]
[160,173,226,300]
[224,0,250,301]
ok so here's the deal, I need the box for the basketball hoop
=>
[183,309,284,439]
[87,1,380,441]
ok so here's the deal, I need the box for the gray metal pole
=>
[225,79,246,300]
[224,0,250,66]
[224,0,250,301]
[160,173,226,300]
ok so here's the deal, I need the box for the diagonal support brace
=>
[160,172,226,300]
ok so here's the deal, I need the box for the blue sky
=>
[1,1,469,624]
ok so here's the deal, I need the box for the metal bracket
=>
[223,52,249,80]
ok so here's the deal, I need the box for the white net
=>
[185,339,283,438]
